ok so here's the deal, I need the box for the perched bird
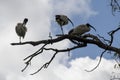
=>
[15,18,28,43]
[55,14,74,34]
[68,23,96,36]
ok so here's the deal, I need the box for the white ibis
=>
[68,23,96,36]
[55,15,74,34]
[15,18,28,43]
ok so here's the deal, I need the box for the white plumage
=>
[55,15,74,34]
[15,18,28,43]
[68,23,96,36]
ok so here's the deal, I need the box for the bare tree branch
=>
[30,52,58,75]
[85,26,120,72]
[9,0,120,75]
[110,0,120,15]
[22,43,87,75]
[21,44,47,72]
[85,50,106,72]
[11,31,120,74]
[11,34,120,54]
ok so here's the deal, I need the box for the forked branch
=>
[11,32,120,74]
[110,0,120,15]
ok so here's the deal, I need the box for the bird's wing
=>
[21,26,27,38]
[23,26,27,32]
[15,23,22,36]
[60,15,68,26]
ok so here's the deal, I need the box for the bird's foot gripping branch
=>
[11,32,120,75]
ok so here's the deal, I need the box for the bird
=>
[68,23,96,36]
[15,18,28,43]
[55,14,74,34]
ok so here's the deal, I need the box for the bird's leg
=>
[19,37,21,43]
[60,26,64,35]
[49,32,52,40]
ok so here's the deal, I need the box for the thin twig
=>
[24,44,47,60]
[30,52,57,75]
[21,44,47,72]
[85,50,106,72]
[85,26,120,72]
[97,34,110,44]
[110,0,120,15]
[11,32,120,74]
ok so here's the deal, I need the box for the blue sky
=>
[0,0,120,80]
[69,0,120,59]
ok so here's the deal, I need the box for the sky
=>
[0,0,120,80]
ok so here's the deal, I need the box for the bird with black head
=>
[68,23,96,36]
[15,18,28,43]
[55,15,74,34]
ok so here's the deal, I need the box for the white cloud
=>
[0,0,115,80]
[50,0,97,18]
[54,57,115,80]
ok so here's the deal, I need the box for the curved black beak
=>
[90,25,96,31]
[87,24,96,31]
[87,23,96,31]
[67,18,74,27]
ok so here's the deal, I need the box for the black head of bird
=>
[23,18,28,25]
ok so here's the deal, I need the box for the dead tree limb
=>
[110,0,120,15]
[9,0,120,75]
[11,33,120,74]
[11,34,120,54]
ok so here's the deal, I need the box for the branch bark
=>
[11,34,120,54]
[11,33,120,74]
